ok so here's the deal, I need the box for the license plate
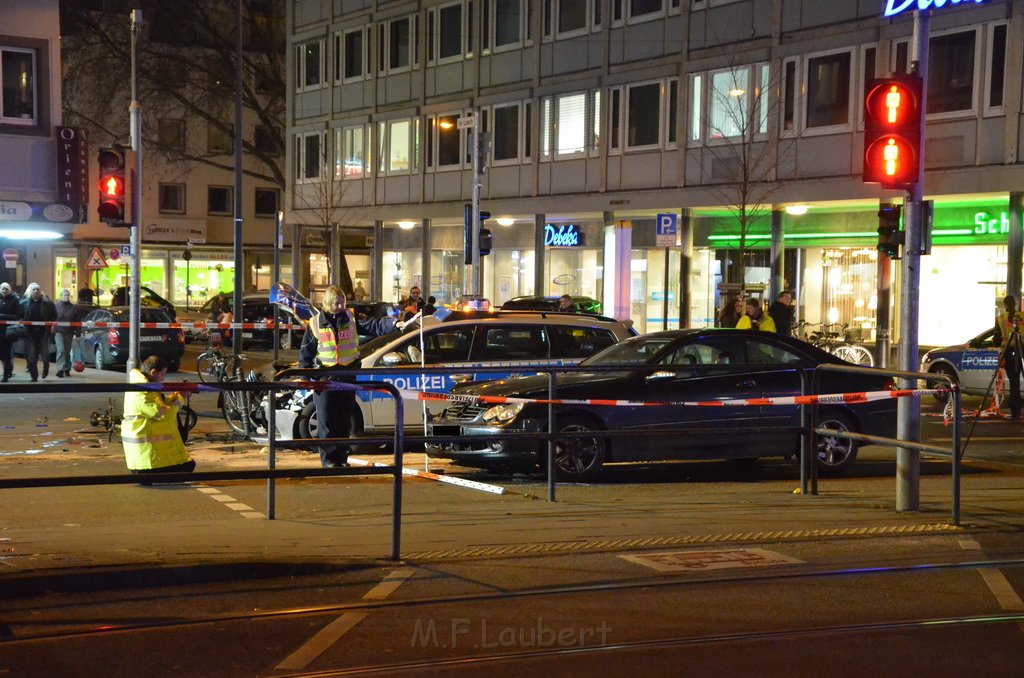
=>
[140,336,162,342]
[242,332,253,338]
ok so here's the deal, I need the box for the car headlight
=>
[482,402,524,424]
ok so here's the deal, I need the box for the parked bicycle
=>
[796,320,875,367]
[195,333,266,437]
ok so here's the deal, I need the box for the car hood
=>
[922,342,971,361]
[451,370,628,398]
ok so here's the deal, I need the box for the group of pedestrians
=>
[718,290,796,335]
[0,282,86,382]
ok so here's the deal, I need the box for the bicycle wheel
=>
[833,344,874,367]
[196,351,220,384]
[220,378,252,437]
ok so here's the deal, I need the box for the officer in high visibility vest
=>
[995,295,1022,420]
[122,354,195,482]
[299,285,361,467]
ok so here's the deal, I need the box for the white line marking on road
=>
[959,539,1024,632]
[191,485,263,517]
[274,568,415,671]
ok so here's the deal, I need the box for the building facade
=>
[287,0,1024,345]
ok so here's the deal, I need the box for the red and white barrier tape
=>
[0,319,304,331]
[398,387,944,408]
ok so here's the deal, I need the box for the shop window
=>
[627,82,660,148]
[159,183,185,214]
[158,119,185,150]
[806,50,851,129]
[1,46,37,125]
[928,29,975,115]
[254,188,278,217]
[208,186,232,215]
[207,122,233,154]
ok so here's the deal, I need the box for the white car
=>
[263,309,636,445]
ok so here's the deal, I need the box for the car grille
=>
[443,400,489,422]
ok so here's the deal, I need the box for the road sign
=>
[85,246,108,269]
[121,244,132,257]
[457,115,476,130]
[2,248,17,269]
[109,248,120,261]
[656,213,678,247]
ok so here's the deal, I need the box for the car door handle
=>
[736,380,757,389]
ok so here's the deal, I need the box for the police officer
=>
[995,295,1022,420]
[122,355,195,481]
[299,286,361,467]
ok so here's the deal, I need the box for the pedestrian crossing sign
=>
[85,246,108,269]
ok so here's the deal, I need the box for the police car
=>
[266,308,636,444]
[920,326,1003,401]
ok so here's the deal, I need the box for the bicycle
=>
[796,320,875,367]
[195,335,265,437]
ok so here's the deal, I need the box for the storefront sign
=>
[305,231,328,248]
[143,219,206,243]
[56,126,89,214]
[0,201,82,224]
[883,0,987,18]
[545,223,582,247]
[974,211,1013,235]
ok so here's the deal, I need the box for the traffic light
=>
[877,204,903,260]
[464,206,492,263]
[863,76,923,189]
[97,146,128,225]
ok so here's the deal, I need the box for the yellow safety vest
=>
[121,369,191,471]
[311,311,359,367]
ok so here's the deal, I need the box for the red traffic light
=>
[863,76,923,189]
[96,146,128,224]
[98,174,125,197]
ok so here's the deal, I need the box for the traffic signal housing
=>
[863,76,923,189]
[464,206,492,263]
[97,146,128,225]
[877,204,903,260]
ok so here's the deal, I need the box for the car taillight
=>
[108,329,119,346]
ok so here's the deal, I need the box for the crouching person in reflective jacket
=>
[122,355,195,482]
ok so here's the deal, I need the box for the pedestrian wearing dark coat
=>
[53,288,81,377]
[20,283,57,382]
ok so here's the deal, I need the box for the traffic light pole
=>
[896,10,930,512]
[470,113,481,296]
[127,9,143,374]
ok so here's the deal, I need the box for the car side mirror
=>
[645,370,676,382]
[381,351,408,367]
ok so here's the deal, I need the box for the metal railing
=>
[802,363,961,524]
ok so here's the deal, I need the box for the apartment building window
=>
[0,46,36,124]
[492,103,520,162]
[688,75,702,144]
[558,0,587,35]
[207,123,233,154]
[557,93,586,154]
[929,29,975,115]
[389,18,411,70]
[336,125,366,178]
[627,82,660,148]
[610,88,621,152]
[524,101,532,159]
[439,4,463,60]
[208,186,233,215]
[986,22,1007,112]
[666,79,677,147]
[338,28,365,81]
[495,0,522,47]
[806,50,851,129]
[590,89,602,154]
[781,60,796,135]
[541,98,552,156]
[435,114,461,167]
[157,119,185,150]
[630,0,663,20]
[254,188,279,218]
[254,126,281,155]
[295,132,325,181]
[294,38,325,91]
[698,63,768,141]
[859,46,876,129]
[386,119,413,173]
[158,183,185,214]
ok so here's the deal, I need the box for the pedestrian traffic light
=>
[479,228,493,256]
[464,206,493,263]
[877,204,903,259]
[863,76,923,189]
[97,146,128,225]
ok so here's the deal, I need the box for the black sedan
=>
[80,307,185,371]
[426,329,898,480]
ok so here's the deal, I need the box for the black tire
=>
[928,364,958,404]
[815,410,859,474]
[552,414,607,482]
[94,345,106,371]
[298,400,316,439]
[278,331,294,351]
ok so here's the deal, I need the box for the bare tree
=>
[60,0,286,189]
[698,60,793,296]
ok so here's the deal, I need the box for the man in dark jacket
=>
[0,282,20,382]
[769,290,796,336]
[20,283,57,382]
